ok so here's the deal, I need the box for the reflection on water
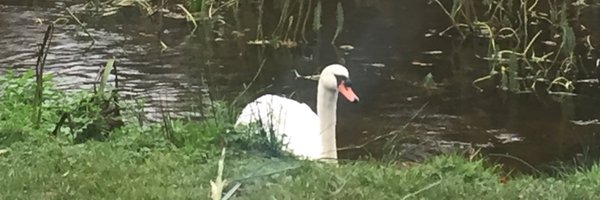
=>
[1,0,600,173]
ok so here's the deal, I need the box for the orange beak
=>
[338,81,359,103]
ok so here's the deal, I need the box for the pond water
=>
[2,0,600,173]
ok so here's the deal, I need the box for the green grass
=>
[2,138,600,199]
[2,70,600,199]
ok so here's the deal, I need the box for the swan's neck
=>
[317,82,338,162]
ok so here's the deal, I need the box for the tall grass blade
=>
[191,0,204,12]
[273,0,291,37]
[221,182,241,200]
[331,2,344,44]
[301,0,313,42]
[177,4,198,34]
[560,25,576,56]
[210,148,228,200]
[33,24,54,128]
[292,0,305,41]
[508,54,519,92]
[312,0,321,32]
[66,7,95,47]
[97,57,115,100]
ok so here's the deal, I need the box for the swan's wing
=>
[235,94,321,159]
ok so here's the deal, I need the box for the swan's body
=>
[235,64,359,161]
[235,94,322,158]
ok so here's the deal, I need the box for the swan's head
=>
[319,64,360,103]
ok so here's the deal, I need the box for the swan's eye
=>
[334,75,351,87]
[344,79,353,87]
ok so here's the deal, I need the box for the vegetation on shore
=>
[2,68,600,199]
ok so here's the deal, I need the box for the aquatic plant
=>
[434,0,596,98]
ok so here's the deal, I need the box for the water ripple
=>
[0,3,210,120]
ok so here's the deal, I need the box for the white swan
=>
[235,64,359,162]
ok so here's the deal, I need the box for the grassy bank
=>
[3,139,600,200]
[2,71,600,199]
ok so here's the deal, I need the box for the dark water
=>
[2,0,600,173]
